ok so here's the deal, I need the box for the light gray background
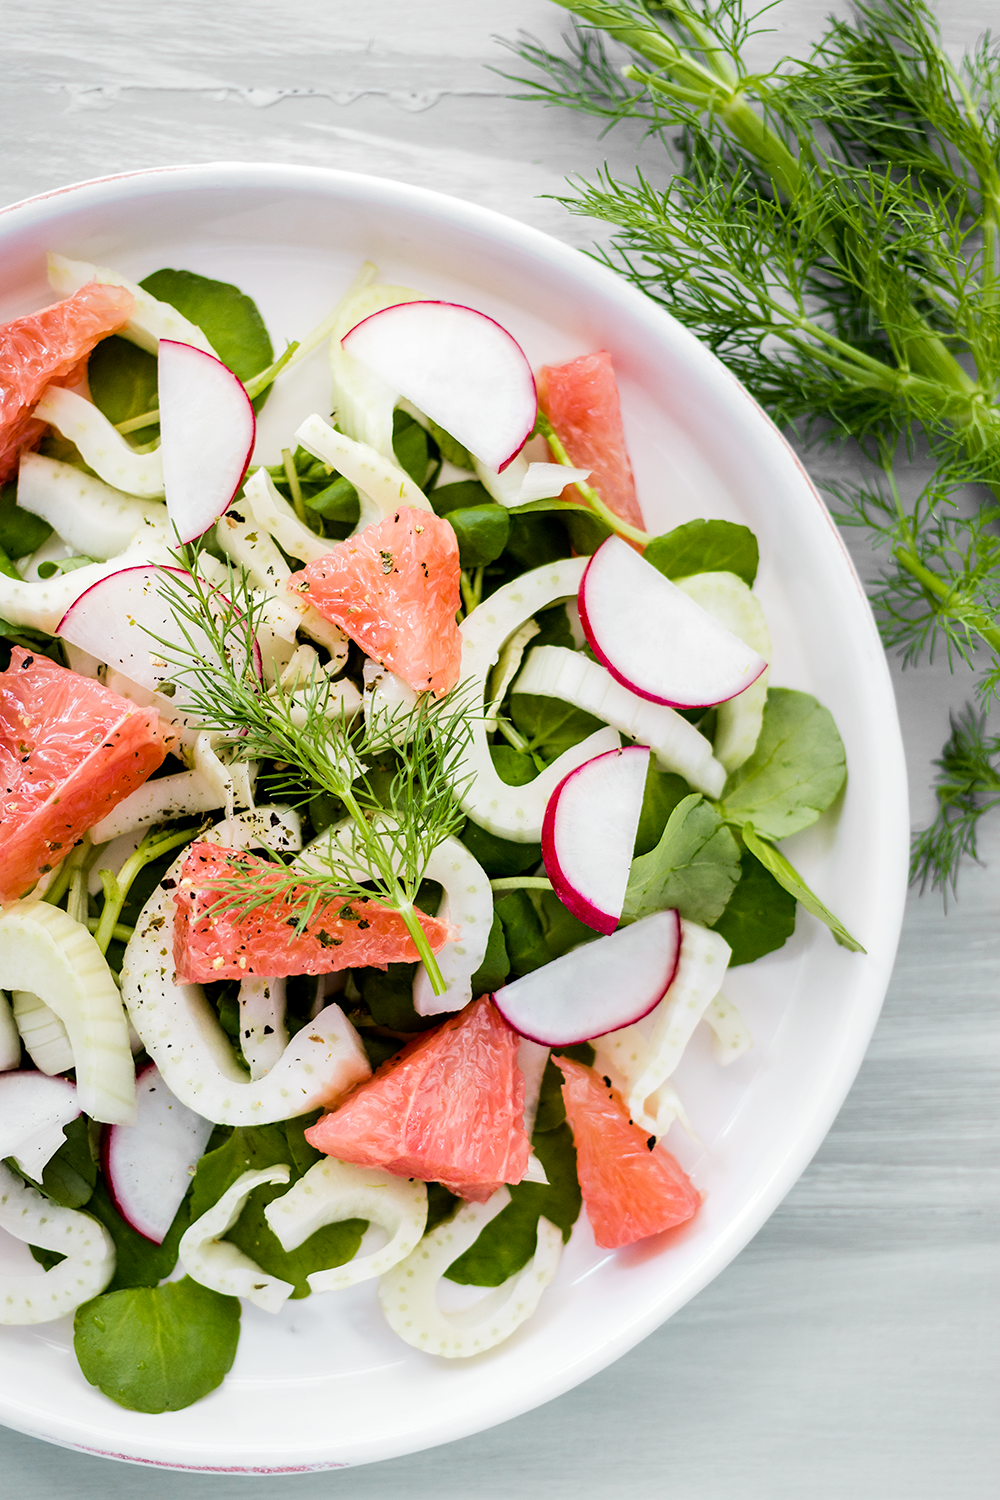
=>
[1,3,997,1496]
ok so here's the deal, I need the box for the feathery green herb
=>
[503,0,1000,892]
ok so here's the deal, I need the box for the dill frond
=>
[910,705,1000,895]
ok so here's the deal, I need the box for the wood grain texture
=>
[0,2,997,1495]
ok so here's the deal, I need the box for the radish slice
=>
[675,571,772,771]
[158,339,256,544]
[594,920,733,1135]
[0,903,134,1125]
[47,252,216,356]
[34,386,165,497]
[493,909,682,1047]
[452,555,621,841]
[0,516,171,635]
[328,272,424,459]
[11,991,74,1076]
[102,1062,214,1244]
[295,413,434,531]
[237,977,289,1079]
[16,453,164,560]
[57,563,261,704]
[377,1189,562,1357]
[264,1159,428,1291]
[580,536,768,708]
[343,302,537,474]
[0,1072,79,1179]
[542,745,650,934]
[120,814,371,1126]
[0,1162,115,1325]
[514,645,726,798]
[179,1165,293,1312]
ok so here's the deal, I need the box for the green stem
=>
[42,838,89,907]
[489,876,553,893]
[535,413,651,545]
[460,567,484,615]
[894,547,1000,656]
[282,448,307,524]
[397,900,447,996]
[93,826,196,955]
[86,917,134,945]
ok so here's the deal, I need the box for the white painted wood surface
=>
[0,2,996,1494]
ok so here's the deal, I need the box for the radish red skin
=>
[579,539,768,709]
[101,1060,213,1245]
[158,339,256,544]
[541,745,650,935]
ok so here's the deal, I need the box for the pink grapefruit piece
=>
[538,350,645,533]
[172,842,453,983]
[305,997,530,1202]
[289,506,461,697]
[0,647,168,902]
[555,1055,700,1249]
[0,281,134,481]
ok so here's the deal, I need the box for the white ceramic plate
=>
[0,163,908,1473]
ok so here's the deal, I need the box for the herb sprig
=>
[503,0,1000,892]
[149,555,474,993]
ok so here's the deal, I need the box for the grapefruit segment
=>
[289,506,461,696]
[0,647,167,902]
[555,1055,700,1248]
[0,281,134,481]
[305,997,530,1201]
[538,350,645,532]
[172,842,453,983]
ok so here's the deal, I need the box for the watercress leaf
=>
[489,742,538,786]
[224,1178,366,1300]
[74,1277,240,1413]
[430,479,493,515]
[444,503,510,568]
[531,602,575,651]
[460,817,542,878]
[87,335,158,433]
[392,408,432,487]
[509,498,610,555]
[504,509,570,567]
[362,961,439,1032]
[623,792,741,925]
[494,889,550,977]
[190,1124,288,1219]
[634,764,692,856]
[304,475,359,524]
[644,519,759,586]
[36,555,97,579]
[533,1046,594,1135]
[470,911,511,994]
[140,268,274,389]
[284,1110,324,1178]
[86,1177,192,1291]
[718,688,847,840]
[426,417,473,470]
[39,1114,96,1209]
[530,886,598,959]
[425,1180,460,1233]
[444,1120,582,1286]
[0,481,52,559]
[742,824,865,952]
[509,691,605,763]
[711,836,797,965]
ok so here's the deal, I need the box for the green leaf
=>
[509,498,610,555]
[284,1111,324,1178]
[362,962,440,1032]
[140,268,274,389]
[445,1121,582,1285]
[494,889,550,977]
[425,1180,460,1233]
[510,691,605,763]
[304,475,359,524]
[74,1277,240,1413]
[532,1046,594,1135]
[717,688,847,840]
[644,519,759,586]
[532,886,598,959]
[444,504,510,568]
[711,837,797,966]
[86,1177,192,1292]
[741,824,865,952]
[426,418,473,470]
[430,479,493,515]
[504,509,570,568]
[392,409,433,487]
[623,792,741,925]
[531,602,575,651]
[190,1124,367,1298]
[459,817,542,878]
[87,335,159,434]
[39,1115,96,1209]
[634,764,692,856]
[470,911,511,994]
[36,555,96,579]
[0,481,52,559]
[489,742,538,786]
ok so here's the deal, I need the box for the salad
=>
[0,253,860,1415]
